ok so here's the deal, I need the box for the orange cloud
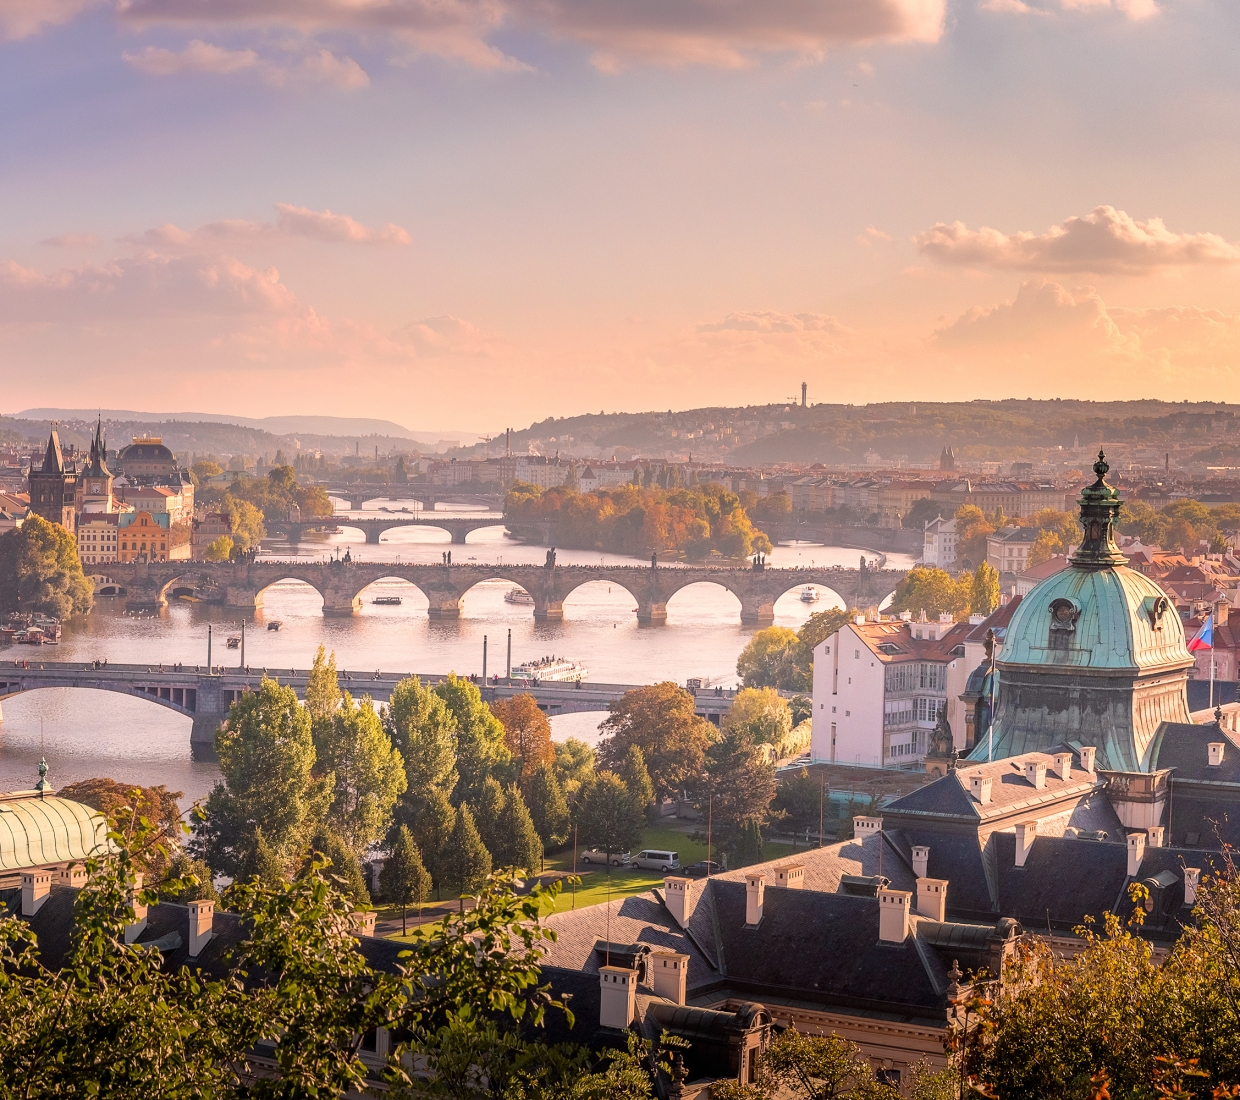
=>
[128,204,410,249]
[124,41,369,88]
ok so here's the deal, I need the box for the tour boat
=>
[504,587,535,605]
[799,586,820,603]
[510,656,587,682]
[372,596,402,606]
[226,636,241,649]
[267,621,283,631]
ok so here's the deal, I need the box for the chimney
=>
[650,950,689,1005]
[58,864,88,889]
[1023,761,1047,790]
[1184,867,1201,906]
[1147,825,1166,848]
[853,815,883,840]
[1209,742,1225,767]
[1052,752,1073,781]
[877,888,911,943]
[124,873,148,945]
[912,845,930,879]
[773,865,804,889]
[599,966,637,1029]
[187,899,214,958]
[1015,820,1039,867]
[1079,746,1096,774]
[350,910,376,937]
[663,877,698,928]
[915,878,948,922]
[1127,832,1146,878]
[21,870,52,916]
[745,874,766,927]
[968,774,993,805]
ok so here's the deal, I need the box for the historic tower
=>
[27,428,78,529]
[77,417,114,514]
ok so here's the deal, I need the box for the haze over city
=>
[4,0,1240,428]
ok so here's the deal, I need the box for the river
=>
[0,499,916,806]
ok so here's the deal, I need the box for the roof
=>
[989,527,1039,545]
[846,620,970,664]
[0,791,109,874]
[118,441,174,461]
[1017,556,1069,583]
[964,597,1023,645]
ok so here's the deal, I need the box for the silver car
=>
[632,849,680,872]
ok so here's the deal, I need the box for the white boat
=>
[511,656,587,682]
[504,587,534,605]
[372,596,402,606]
[799,586,820,603]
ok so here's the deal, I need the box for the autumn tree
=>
[955,504,994,568]
[57,777,183,879]
[598,683,716,801]
[713,1029,897,1100]
[0,513,93,618]
[724,688,793,748]
[492,693,554,783]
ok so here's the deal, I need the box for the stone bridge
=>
[321,484,504,511]
[268,513,516,545]
[0,661,744,744]
[93,560,906,624]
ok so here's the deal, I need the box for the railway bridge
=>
[91,560,907,625]
[267,513,519,545]
[321,485,504,511]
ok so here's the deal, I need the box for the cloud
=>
[123,40,369,88]
[390,314,491,357]
[697,309,847,335]
[980,0,1156,17]
[40,233,103,248]
[935,279,1124,349]
[916,206,1240,274]
[0,0,103,40]
[857,225,892,246]
[127,203,410,249]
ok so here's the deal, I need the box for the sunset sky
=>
[2,0,1239,431]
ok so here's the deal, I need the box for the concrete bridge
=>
[761,522,923,555]
[92,560,907,625]
[321,484,504,512]
[0,660,743,745]
[268,513,518,545]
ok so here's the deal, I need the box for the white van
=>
[580,849,631,867]
[633,849,680,871]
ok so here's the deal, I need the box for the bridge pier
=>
[322,591,362,616]
[427,596,462,620]
[284,525,303,544]
[635,601,668,626]
[365,529,383,545]
[534,599,564,622]
[451,529,470,545]
[191,710,229,745]
[224,585,263,611]
[740,597,776,627]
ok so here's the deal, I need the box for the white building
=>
[77,513,120,565]
[922,517,958,568]
[811,613,969,767]
[986,526,1040,576]
[513,455,572,489]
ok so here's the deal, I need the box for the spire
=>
[1070,450,1126,570]
[42,429,64,476]
[35,756,52,794]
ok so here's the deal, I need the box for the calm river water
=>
[0,499,915,806]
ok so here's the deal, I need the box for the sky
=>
[2,0,1240,433]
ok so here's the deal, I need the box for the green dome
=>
[1000,565,1191,675]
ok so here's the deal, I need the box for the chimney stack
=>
[58,864,88,889]
[1052,752,1073,781]
[915,878,948,922]
[124,873,148,945]
[350,910,377,937]
[187,899,214,958]
[1023,761,1047,790]
[1209,742,1225,767]
[853,815,883,840]
[912,846,930,879]
[968,775,993,805]
[663,877,698,928]
[599,966,637,1028]
[21,870,51,917]
[773,865,804,889]
[877,889,911,943]
[1184,867,1201,906]
[650,950,689,1005]
[1127,832,1147,878]
[1079,746,1096,774]
[1015,820,1039,867]
[1147,825,1166,848]
[745,874,766,927]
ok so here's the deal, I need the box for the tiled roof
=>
[850,621,970,664]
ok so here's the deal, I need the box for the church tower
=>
[78,417,114,514]
[27,428,78,529]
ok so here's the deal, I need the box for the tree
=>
[220,496,266,549]
[57,777,183,879]
[492,693,554,783]
[493,785,543,873]
[472,776,508,860]
[191,677,328,880]
[798,607,854,654]
[713,1028,897,1100]
[724,688,793,748]
[774,767,824,842]
[553,738,596,804]
[970,561,1001,616]
[406,786,457,900]
[0,513,93,618]
[192,459,223,480]
[435,675,511,804]
[955,504,994,568]
[381,825,432,934]
[442,804,492,911]
[888,566,969,620]
[525,761,571,850]
[314,692,407,858]
[702,728,777,866]
[575,772,645,861]
[159,851,219,903]
[617,744,656,822]
[904,497,952,529]
[1027,529,1061,567]
[205,534,234,562]
[736,626,804,690]
[383,675,459,799]
[598,683,717,801]
[305,645,342,730]
[307,824,371,905]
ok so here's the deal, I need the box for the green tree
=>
[305,645,342,731]
[617,744,656,822]
[493,785,543,873]
[553,738,596,804]
[575,772,644,861]
[435,674,511,804]
[773,767,824,843]
[314,692,407,858]
[970,561,1001,616]
[443,804,492,911]
[158,851,220,903]
[888,566,970,619]
[407,786,457,900]
[192,677,327,880]
[192,459,223,480]
[1119,498,1170,545]
[525,761,571,850]
[737,625,804,689]
[307,823,371,905]
[0,513,93,618]
[380,825,432,934]
[724,687,793,747]
[798,607,854,653]
[598,683,717,801]
[384,676,459,799]
[205,534,234,562]
[702,728,777,866]
[472,776,508,860]
[713,1028,897,1100]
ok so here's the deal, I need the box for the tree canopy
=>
[598,682,716,801]
[0,513,93,618]
[492,693,554,783]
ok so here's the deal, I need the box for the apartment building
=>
[923,517,958,568]
[986,526,1040,575]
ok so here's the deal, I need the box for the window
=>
[854,649,860,659]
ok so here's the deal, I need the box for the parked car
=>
[579,850,631,867]
[683,860,721,878]
[632,849,681,872]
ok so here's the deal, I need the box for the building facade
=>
[27,430,77,529]
[923,516,958,568]
[117,510,171,562]
[77,513,120,565]
[986,526,1039,576]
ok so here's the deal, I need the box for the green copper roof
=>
[999,565,1193,674]
[0,795,109,873]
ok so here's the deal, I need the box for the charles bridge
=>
[91,559,907,625]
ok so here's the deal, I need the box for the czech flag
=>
[1189,614,1214,653]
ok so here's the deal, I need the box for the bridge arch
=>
[353,575,431,612]
[663,580,745,624]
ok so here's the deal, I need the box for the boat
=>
[267,621,283,631]
[504,587,535,605]
[226,636,241,649]
[372,596,402,606]
[799,586,820,603]
[510,656,587,682]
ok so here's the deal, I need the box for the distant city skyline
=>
[3,1,1239,423]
